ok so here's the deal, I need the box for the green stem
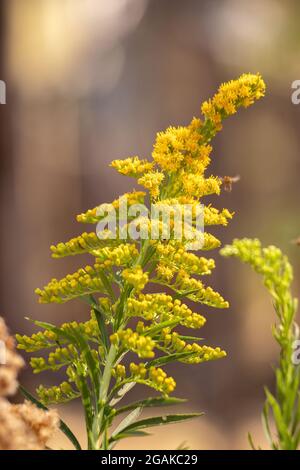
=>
[90,238,155,448]
[93,344,117,449]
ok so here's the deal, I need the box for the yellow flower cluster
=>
[204,206,233,226]
[173,270,229,308]
[127,293,173,320]
[152,126,193,172]
[112,362,176,395]
[110,328,155,358]
[50,231,118,258]
[129,362,147,379]
[160,329,226,364]
[156,263,175,282]
[201,73,265,133]
[76,191,145,224]
[94,243,138,269]
[30,344,78,373]
[16,317,100,352]
[112,364,126,380]
[121,266,149,291]
[127,294,206,329]
[16,329,57,352]
[148,366,176,394]
[182,174,221,198]
[152,120,212,174]
[111,156,154,177]
[35,266,105,303]
[202,232,221,250]
[155,243,215,275]
[37,382,79,406]
[184,144,212,174]
[138,171,165,199]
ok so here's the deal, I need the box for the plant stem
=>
[93,344,117,449]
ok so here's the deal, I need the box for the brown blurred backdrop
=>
[0,0,300,449]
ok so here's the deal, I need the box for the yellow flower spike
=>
[121,266,149,291]
[110,329,155,358]
[156,263,175,282]
[201,73,265,135]
[155,242,215,275]
[202,232,221,250]
[137,171,165,200]
[182,174,222,198]
[93,243,139,269]
[37,383,80,406]
[171,270,229,308]
[126,293,206,330]
[76,191,146,224]
[152,127,188,172]
[111,156,154,177]
[50,231,120,258]
[27,74,265,442]
[204,207,234,226]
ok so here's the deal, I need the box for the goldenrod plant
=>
[16,74,265,450]
[221,239,300,450]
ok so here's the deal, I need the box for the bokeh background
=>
[0,0,300,449]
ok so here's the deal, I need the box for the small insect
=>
[221,175,240,192]
[291,237,300,246]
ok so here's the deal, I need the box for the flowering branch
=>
[16,74,265,450]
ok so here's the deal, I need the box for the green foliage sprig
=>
[221,238,300,450]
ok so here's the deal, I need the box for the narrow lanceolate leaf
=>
[115,397,187,416]
[87,296,109,352]
[111,430,150,440]
[179,335,203,342]
[112,407,143,438]
[261,400,275,449]
[108,430,150,449]
[247,432,256,450]
[110,382,136,407]
[148,351,198,368]
[72,330,100,397]
[111,413,202,441]
[265,388,291,448]
[97,269,116,301]
[19,385,82,450]
[144,319,180,337]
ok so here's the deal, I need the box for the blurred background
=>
[0,0,300,449]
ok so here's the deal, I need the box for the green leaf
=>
[19,385,81,450]
[88,297,110,352]
[148,351,198,367]
[115,430,150,438]
[109,429,150,448]
[144,319,179,337]
[115,396,186,416]
[72,329,100,397]
[177,441,189,450]
[265,388,290,448]
[261,400,274,449]
[173,288,201,299]
[247,432,256,450]
[112,407,142,439]
[179,335,203,342]
[97,269,116,301]
[111,413,202,441]
[110,382,136,407]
